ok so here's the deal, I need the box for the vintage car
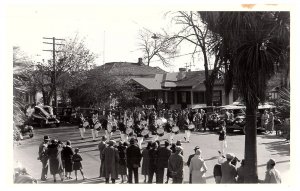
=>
[26,105,60,128]
[220,105,246,133]
[223,103,277,134]
[55,107,74,124]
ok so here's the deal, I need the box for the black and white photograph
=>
[2,0,296,188]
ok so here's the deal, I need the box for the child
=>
[72,148,86,181]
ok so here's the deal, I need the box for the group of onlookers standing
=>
[213,153,281,184]
[97,136,209,184]
[38,133,282,184]
[38,136,85,182]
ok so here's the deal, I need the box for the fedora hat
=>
[43,135,50,141]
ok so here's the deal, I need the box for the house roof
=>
[131,74,164,90]
[96,62,166,77]
[175,71,206,87]
[131,70,224,90]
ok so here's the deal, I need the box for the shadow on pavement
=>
[204,156,218,162]
[260,140,290,157]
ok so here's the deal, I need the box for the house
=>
[96,58,166,81]
[128,68,235,110]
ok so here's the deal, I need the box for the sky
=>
[7,3,206,72]
[6,2,293,73]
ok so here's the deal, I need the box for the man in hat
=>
[38,135,50,181]
[126,138,142,183]
[102,140,119,183]
[186,146,200,183]
[148,142,159,183]
[264,158,281,183]
[220,153,237,183]
[168,146,184,183]
[156,141,172,183]
[175,140,183,155]
[98,136,107,178]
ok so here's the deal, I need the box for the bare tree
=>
[169,11,223,106]
[138,29,178,66]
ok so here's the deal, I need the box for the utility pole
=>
[43,37,65,114]
[189,62,195,71]
[185,63,189,71]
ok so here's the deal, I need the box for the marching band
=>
[74,108,198,146]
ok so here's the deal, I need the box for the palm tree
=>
[199,12,289,183]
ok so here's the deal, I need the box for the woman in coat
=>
[62,140,74,179]
[141,141,152,183]
[189,149,207,183]
[102,140,119,183]
[117,142,128,183]
[47,139,64,182]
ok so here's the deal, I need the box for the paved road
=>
[13,125,290,184]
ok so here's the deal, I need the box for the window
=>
[186,91,191,104]
[167,91,175,104]
[177,91,191,104]
[193,91,205,104]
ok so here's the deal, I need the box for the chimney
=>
[138,58,143,65]
[178,68,186,80]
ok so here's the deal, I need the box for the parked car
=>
[220,105,246,133]
[55,107,74,124]
[26,105,60,128]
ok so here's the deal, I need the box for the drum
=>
[157,127,165,137]
[172,126,180,134]
[127,120,133,127]
[126,127,133,135]
[141,129,150,138]
[156,118,163,126]
[161,117,167,124]
[188,123,195,131]
[83,121,89,128]
[94,122,101,131]
[140,120,148,126]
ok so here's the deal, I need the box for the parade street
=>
[13,125,290,184]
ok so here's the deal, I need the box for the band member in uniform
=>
[92,111,100,139]
[184,114,191,143]
[126,117,134,140]
[75,107,86,140]
[134,121,144,149]
[89,110,98,142]
[148,110,158,141]
[118,118,127,142]
[165,118,173,144]
[108,115,118,139]
[101,115,109,141]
